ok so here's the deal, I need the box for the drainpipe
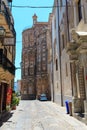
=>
[66,0,70,41]
[57,0,63,106]
[51,24,55,102]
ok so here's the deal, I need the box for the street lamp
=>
[0,26,6,38]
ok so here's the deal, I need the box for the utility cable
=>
[11,5,84,9]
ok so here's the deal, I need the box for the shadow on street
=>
[0,112,14,127]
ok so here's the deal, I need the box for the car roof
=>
[41,94,46,96]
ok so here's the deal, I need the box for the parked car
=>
[40,94,47,101]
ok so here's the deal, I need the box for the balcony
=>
[76,20,87,36]
[0,1,16,38]
[0,50,15,77]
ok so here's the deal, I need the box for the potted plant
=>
[11,93,18,110]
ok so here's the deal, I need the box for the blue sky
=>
[12,0,54,81]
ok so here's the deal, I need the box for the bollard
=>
[68,101,72,116]
[65,100,69,114]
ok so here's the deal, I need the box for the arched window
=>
[78,0,82,22]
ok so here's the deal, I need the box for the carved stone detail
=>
[72,98,84,113]
[71,29,79,43]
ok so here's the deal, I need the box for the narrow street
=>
[0,100,87,130]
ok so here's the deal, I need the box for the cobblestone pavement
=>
[0,100,87,130]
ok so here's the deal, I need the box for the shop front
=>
[0,82,8,113]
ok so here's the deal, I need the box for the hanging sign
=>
[3,37,15,46]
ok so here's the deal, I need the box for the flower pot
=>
[11,106,16,110]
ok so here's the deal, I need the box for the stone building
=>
[47,13,54,101]
[50,0,64,105]
[66,0,87,123]
[50,0,87,124]
[21,14,51,100]
[50,0,72,106]
[17,80,21,94]
[0,0,16,116]
[14,80,21,94]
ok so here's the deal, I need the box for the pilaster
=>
[78,36,87,99]
[67,41,81,113]
[72,98,84,113]
[66,33,87,113]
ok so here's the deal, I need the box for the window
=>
[78,0,82,22]
[30,61,33,67]
[43,46,46,49]
[42,65,46,71]
[4,47,7,56]
[42,57,46,61]
[66,63,68,76]
[25,68,28,76]
[42,46,46,52]
[30,69,34,75]
[55,18,56,29]
[56,59,58,71]
[54,39,56,60]
[62,34,65,49]
[30,41,34,46]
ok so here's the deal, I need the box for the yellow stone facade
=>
[0,0,16,113]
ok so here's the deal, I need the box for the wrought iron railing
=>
[0,1,16,37]
[0,50,15,75]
